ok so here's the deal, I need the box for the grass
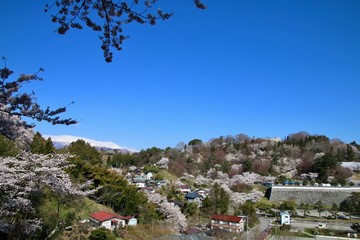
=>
[271,226,313,238]
[39,195,113,224]
[156,170,178,183]
[119,224,175,240]
[39,195,116,240]
[351,173,360,181]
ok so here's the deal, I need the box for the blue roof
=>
[185,192,200,199]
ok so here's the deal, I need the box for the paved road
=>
[290,220,354,232]
[247,217,272,240]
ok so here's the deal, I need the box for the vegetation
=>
[2,100,360,239]
[340,192,360,216]
[202,183,230,214]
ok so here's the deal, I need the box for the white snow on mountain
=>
[44,135,138,152]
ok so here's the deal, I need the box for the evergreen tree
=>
[236,200,258,228]
[30,132,55,154]
[203,182,230,214]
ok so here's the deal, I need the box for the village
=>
[79,162,360,240]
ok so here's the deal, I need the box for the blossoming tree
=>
[0,151,97,239]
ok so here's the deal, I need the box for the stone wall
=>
[267,186,360,206]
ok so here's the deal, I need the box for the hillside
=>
[2,130,360,239]
[113,132,360,186]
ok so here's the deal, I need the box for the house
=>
[194,189,208,198]
[89,211,126,230]
[211,214,245,233]
[280,211,290,225]
[142,187,155,194]
[185,192,203,207]
[89,211,137,230]
[122,215,138,226]
[145,172,153,180]
[178,185,191,194]
[132,178,146,188]
[157,180,167,186]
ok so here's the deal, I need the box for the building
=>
[89,211,137,230]
[185,192,203,207]
[280,211,290,225]
[132,178,146,188]
[211,214,245,233]
[178,185,191,194]
[194,189,208,198]
[145,172,153,180]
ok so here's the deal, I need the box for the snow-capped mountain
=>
[44,135,137,153]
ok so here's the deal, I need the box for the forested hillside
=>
[111,132,360,186]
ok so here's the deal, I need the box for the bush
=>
[88,228,115,240]
[280,224,291,231]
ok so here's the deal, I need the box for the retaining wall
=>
[266,186,360,205]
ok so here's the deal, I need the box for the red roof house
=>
[178,185,191,194]
[89,211,137,230]
[211,214,245,233]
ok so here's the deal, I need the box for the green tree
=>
[256,198,272,217]
[108,153,135,168]
[143,164,160,173]
[279,200,297,211]
[139,202,161,224]
[340,192,360,217]
[188,139,203,146]
[67,139,102,165]
[299,203,310,218]
[182,202,199,217]
[243,159,253,172]
[236,200,258,228]
[314,152,340,183]
[30,132,55,154]
[330,203,339,219]
[347,144,355,161]
[276,175,288,184]
[203,182,230,214]
[89,227,115,240]
[0,134,19,156]
[315,200,324,217]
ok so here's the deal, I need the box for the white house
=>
[89,211,126,230]
[145,172,154,180]
[132,178,146,188]
[178,185,191,194]
[280,211,291,225]
[194,189,208,198]
[211,214,245,233]
[89,211,137,230]
[185,192,203,207]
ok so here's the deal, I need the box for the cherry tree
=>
[0,62,77,143]
[45,0,207,62]
[146,192,187,232]
[0,151,97,239]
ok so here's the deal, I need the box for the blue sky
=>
[1,0,360,150]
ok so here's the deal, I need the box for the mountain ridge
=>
[44,134,138,153]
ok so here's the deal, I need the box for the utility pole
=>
[246,215,249,240]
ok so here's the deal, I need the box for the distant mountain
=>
[44,135,137,153]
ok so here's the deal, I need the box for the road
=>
[247,217,272,240]
[290,219,354,232]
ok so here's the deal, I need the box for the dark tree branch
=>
[45,0,206,62]
[0,63,77,139]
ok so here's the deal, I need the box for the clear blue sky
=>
[1,1,360,150]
